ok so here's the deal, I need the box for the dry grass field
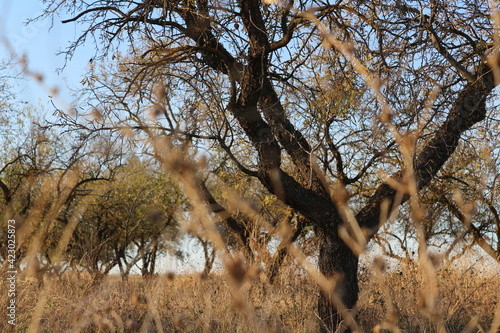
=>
[2,258,499,333]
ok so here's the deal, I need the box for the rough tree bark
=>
[317,229,359,331]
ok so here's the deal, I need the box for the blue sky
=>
[0,0,92,110]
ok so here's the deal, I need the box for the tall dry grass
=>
[1,258,499,333]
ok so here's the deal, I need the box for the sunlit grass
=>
[2,261,498,332]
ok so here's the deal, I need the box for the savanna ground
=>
[2,256,499,333]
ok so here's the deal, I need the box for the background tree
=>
[0,114,116,277]
[40,0,500,330]
[66,156,182,280]
[0,64,127,277]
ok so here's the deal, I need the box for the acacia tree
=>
[0,119,122,282]
[41,0,500,330]
[0,62,127,275]
[67,156,182,280]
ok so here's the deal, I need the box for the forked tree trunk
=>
[317,230,359,332]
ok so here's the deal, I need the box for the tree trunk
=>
[268,217,303,284]
[198,237,216,277]
[317,230,359,333]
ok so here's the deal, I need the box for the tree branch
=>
[198,181,252,256]
[357,64,496,237]
[61,6,126,24]
[440,195,500,263]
